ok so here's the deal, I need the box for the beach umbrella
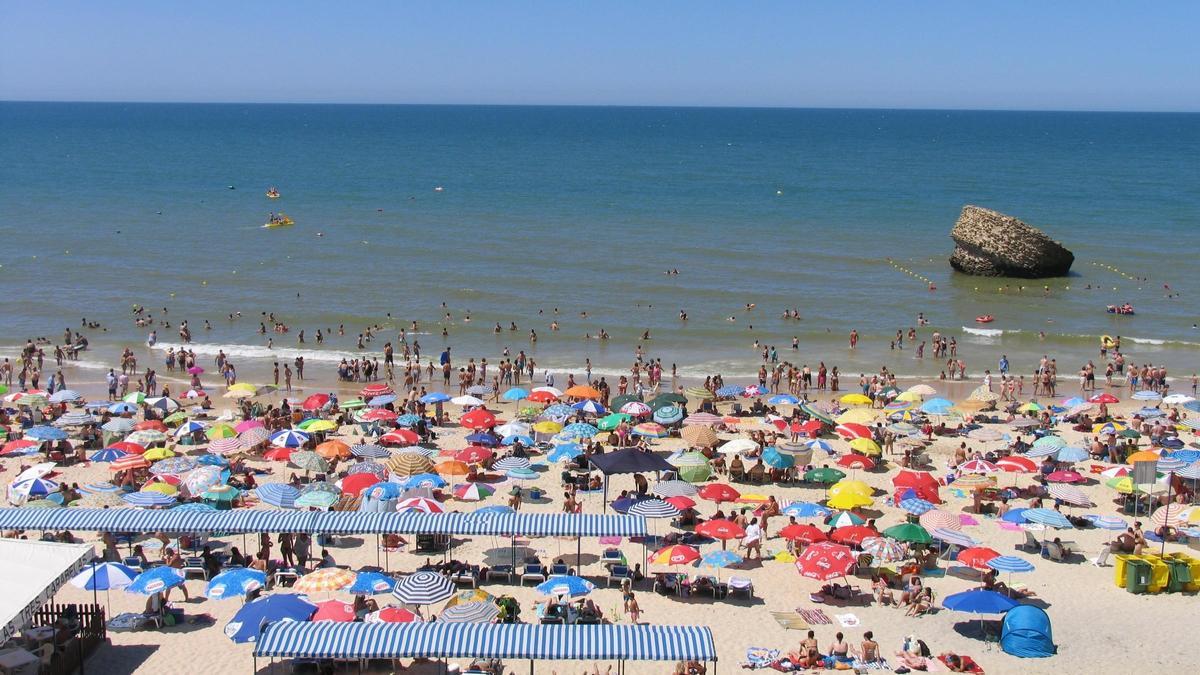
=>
[109,455,150,472]
[967,428,1005,442]
[289,450,329,474]
[363,606,419,624]
[631,422,667,438]
[794,541,856,581]
[393,570,454,605]
[398,496,444,514]
[779,523,827,543]
[89,447,129,463]
[860,536,908,564]
[535,575,595,598]
[547,443,583,463]
[760,447,795,469]
[836,454,876,471]
[294,568,356,594]
[122,491,176,508]
[768,394,799,406]
[105,404,138,418]
[958,459,999,475]
[1084,515,1128,530]
[460,408,497,430]
[71,562,139,594]
[717,439,757,456]
[571,400,607,417]
[314,440,352,460]
[224,594,317,643]
[957,547,1001,569]
[501,387,529,402]
[783,502,832,519]
[1045,470,1084,484]
[361,482,404,501]
[143,447,177,462]
[830,525,879,546]
[54,411,96,427]
[347,571,397,595]
[380,429,420,447]
[651,544,701,566]
[652,480,699,498]
[805,467,846,484]
[435,460,471,477]
[695,518,746,541]
[385,452,432,476]
[206,568,268,600]
[452,482,494,502]
[207,437,245,456]
[1,439,39,456]
[697,483,740,503]
[492,457,531,473]
[270,430,310,448]
[997,456,1037,473]
[833,423,872,440]
[665,496,696,511]
[239,427,271,446]
[48,389,83,404]
[340,473,381,496]
[403,472,446,489]
[1023,508,1073,529]
[439,601,500,624]
[206,424,239,440]
[452,395,486,408]
[302,393,330,411]
[149,456,196,475]
[24,426,68,442]
[310,600,356,623]
[653,405,684,425]
[629,499,680,519]
[126,567,185,595]
[986,556,1035,574]
[182,465,223,494]
[678,425,720,448]
[1088,393,1120,404]
[560,422,600,439]
[350,443,389,459]
[942,589,1019,615]
[1150,504,1187,529]
[826,511,865,527]
[255,483,300,509]
[361,408,398,423]
[299,419,338,433]
[1048,484,1091,506]
[883,523,932,545]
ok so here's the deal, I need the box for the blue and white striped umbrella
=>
[804,439,834,453]
[783,502,832,518]
[70,562,139,591]
[535,575,595,598]
[1022,444,1059,459]
[930,527,979,548]
[351,443,390,459]
[82,482,121,493]
[1176,463,1200,480]
[986,556,1035,573]
[769,394,799,405]
[493,457,531,472]
[543,404,576,418]
[350,571,397,595]
[24,426,68,441]
[501,388,529,402]
[126,566,185,595]
[122,492,177,508]
[1032,435,1066,450]
[502,434,535,446]
[652,480,699,498]
[547,443,583,463]
[419,392,451,404]
[10,477,59,500]
[1132,390,1162,401]
[392,570,454,605]
[1054,446,1090,463]
[1084,514,1127,530]
[1165,449,1200,464]
[1022,508,1073,529]
[207,568,268,600]
[439,601,500,623]
[1134,406,1166,418]
[149,457,199,475]
[346,462,388,480]
[572,400,607,416]
[1156,456,1188,472]
[255,483,299,509]
[89,448,129,463]
[715,385,743,398]
[49,390,83,403]
[174,421,208,437]
[628,499,680,519]
[653,405,684,425]
[506,467,539,481]
[368,394,398,407]
[561,423,599,439]
[270,430,310,448]
[101,418,135,434]
[899,498,935,515]
[107,402,138,415]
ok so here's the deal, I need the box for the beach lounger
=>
[520,564,545,585]
[606,564,632,587]
[122,556,143,573]
[181,556,208,581]
[727,576,754,599]
[451,566,480,588]
[1021,531,1041,552]
[273,567,299,588]
[1091,547,1112,567]
[486,564,513,583]
[549,563,571,576]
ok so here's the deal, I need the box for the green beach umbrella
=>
[805,467,846,484]
[648,398,677,412]
[123,392,146,405]
[597,413,631,431]
[1119,429,1142,439]
[339,398,367,410]
[290,451,330,473]
[883,523,933,545]
[684,387,713,400]
[678,463,714,483]
[610,394,640,411]
[206,424,238,440]
[163,411,189,426]
[653,393,688,405]
[800,403,835,425]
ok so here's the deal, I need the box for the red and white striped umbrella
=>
[397,497,444,514]
[918,509,962,531]
[1150,504,1187,528]
[957,459,999,475]
[1048,484,1092,507]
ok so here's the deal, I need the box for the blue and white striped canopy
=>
[255,623,717,662]
[0,508,648,538]
[392,570,454,605]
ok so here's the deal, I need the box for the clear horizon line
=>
[2,99,1198,115]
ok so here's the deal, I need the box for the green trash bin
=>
[1166,559,1191,593]
[1126,559,1151,594]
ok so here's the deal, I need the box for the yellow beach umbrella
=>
[827,492,874,510]
[304,420,338,433]
[141,482,178,496]
[294,567,355,594]
[143,447,176,461]
[836,409,877,425]
[840,394,872,406]
[207,424,238,440]
[532,421,563,434]
[228,383,258,393]
[849,438,883,456]
[829,479,872,497]
[895,391,923,403]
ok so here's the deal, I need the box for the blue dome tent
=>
[1001,604,1056,658]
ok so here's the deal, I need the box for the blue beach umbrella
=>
[89,448,129,463]
[535,575,595,598]
[350,571,397,595]
[715,385,743,398]
[1001,508,1029,524]
[761,447,795,469]
[394,414,422,427]
[270,430,310,448]
[783,502,832,519]
[942,589,1019,615]
[506,467,538,482]
[805,439,834,453]
[501,388,529,402]
[255,483,300,508]
[653,405,684,425]
[362,482,404,500]
[542,404,575,418]
[1084,514,1127,530]
[465,432,498,446]
[24,426,68,442]
[368,394,397,407]
[101,418,135,434]
[224,594,317,643]
[404,473,447,489]
[107,402,138,415]
[173,421,207,437]
[561,423,599,439]
[919,399,955,415]
[502,434,535,446]
[986,556,1035,574]
[126,567,185,595]
[1132,390,1162,401]
[769,394,799,405]
[573,400,607,416]
[1054,446,1089,463]
[548,443,584,463]
[1022,508,1073,529]
[122,492,177,508]
[197,454,229,467]
[10,477,59,500]
[419,392,451,404]
[699,550,743,569]
[207,568,268,600]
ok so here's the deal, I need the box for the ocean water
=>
[1,102,1198,383]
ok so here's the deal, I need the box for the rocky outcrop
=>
[949,206,1074,278]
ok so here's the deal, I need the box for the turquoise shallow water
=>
[1,102,1198,381]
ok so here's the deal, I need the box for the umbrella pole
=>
[376,535,381,569]
[576,536,582,570]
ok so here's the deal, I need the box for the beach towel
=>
[773,550,797,563]
[796,608,832,625]
[769,611,810,630]
[937,654,984,673]
[852,658,891,671]
[741,647,780,669]
[834,612,861,628]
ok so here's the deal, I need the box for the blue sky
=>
[2,1,1197,110]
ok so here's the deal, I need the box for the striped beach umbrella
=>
[255,483,299,508]
[986,556,1035,573]
[289,451,330,474]
[207,437,245,456]
[1022,508,1073,529]
[652,480,700,498]
[240,426,271,446]
[1048,484,1092,506]
[392,570,454,605]
[629,499,680,519]
[71,562,139,591]
[351,443,390,459]
[122,491,176,507]
[439,601,500,624]
[294,568,356,594]
[930,527,979,548]
[493,457,531,472]
[860,536,907,564]
[632,422,668,438]
[919,511,962,533]
[89,447,128,463]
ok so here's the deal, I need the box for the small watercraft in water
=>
[975,315,995,323]
[266,187,281,199]
[1106,304,1135,315]
[263,213,294,228]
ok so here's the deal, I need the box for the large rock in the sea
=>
[949,206,1074,278]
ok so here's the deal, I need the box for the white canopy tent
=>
[0,539,94,641]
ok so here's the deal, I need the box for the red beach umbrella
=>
[837,454,875,470]
[695,519,746,541]
[460,409,497,430]
[834,423,872,440]
[957,547,1001,570]
[830,525,878,546]
[779,524,827,544]
[794,541,856,581]
[697,483,741,503]
[302,394,330,411]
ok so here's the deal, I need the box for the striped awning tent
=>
[0,508,648,538]
[255,622,716,662]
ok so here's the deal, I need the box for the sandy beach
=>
[2,344,1197,675]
